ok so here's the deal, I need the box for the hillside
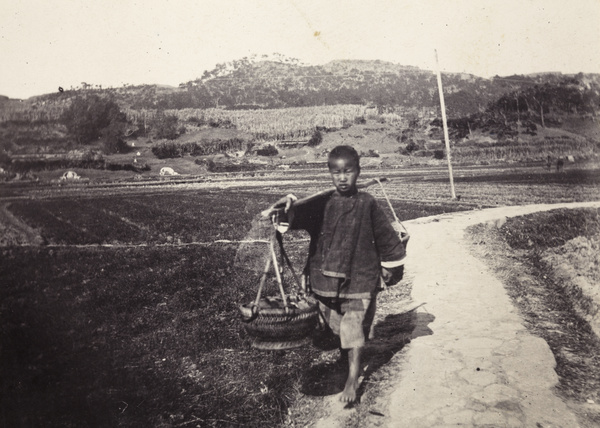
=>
[141,60,600,117]
[6,58,600,117]
[1,57,599,182]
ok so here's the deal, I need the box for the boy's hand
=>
[261,194,298,217]
[381,265,404,286]
[281,194,297,213]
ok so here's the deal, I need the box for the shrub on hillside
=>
[105,162,150,172]
[208,118,233,128]
[61,95,125,148]
[524,121,537,135]
[152,113,180,140]
[10,158,104,173]
[316,125,338,133]
[201,159,266,173]
[405,141,419,154]
[187,116,206,126]
[152,142,182,159]
[152,138,248,159]
[361,149,380,158]
[307,129,323,147]
[101,119,129,154]
[0,151,11,167]
[434,149,445,159]
[256,145,278,156]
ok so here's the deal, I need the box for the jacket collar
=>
[332,188,358,198]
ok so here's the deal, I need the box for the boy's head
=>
[327,145,360,196]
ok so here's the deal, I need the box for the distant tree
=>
[256,144,278,156]
[405,141,419,154]
[101,115,128,154]
[152,113,181,140]
[0,150,11,167]
[307,129,323,147]
[433,149,445,160]
[61,95,125,148]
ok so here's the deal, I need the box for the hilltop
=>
[7,58,600,116]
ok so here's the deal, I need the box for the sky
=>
[2,0,599,99]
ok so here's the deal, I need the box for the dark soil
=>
[0,189,439,428]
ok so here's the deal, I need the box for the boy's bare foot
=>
[340,378,359,403]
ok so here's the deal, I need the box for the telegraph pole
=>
[435,49,457,200]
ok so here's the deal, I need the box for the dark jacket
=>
[288,190,405,299]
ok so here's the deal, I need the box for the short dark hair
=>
[328,145,360,169]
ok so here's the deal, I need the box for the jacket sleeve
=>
[287,193,328,235]
[371,200,406,267]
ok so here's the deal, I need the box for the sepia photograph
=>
[1,0,600,426]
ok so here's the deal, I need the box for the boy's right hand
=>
[281,194,297,213]
[382,265,404,286]
[261,194,297,217]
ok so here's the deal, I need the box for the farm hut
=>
[61,171,80,180]
[160,167,179,176]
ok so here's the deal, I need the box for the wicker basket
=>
[239,233,318,350]
[239,295,319,350]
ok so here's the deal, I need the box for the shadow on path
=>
[300,311,434,399]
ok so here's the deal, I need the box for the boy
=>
[271,145,405,403]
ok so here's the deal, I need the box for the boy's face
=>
[328,155,360,196]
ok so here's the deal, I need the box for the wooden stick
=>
[264,177,388,217]
[269,238,288,310]
[253,254,272,309]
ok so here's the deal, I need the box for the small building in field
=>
[61,171,80,180]
[160,167,179,176]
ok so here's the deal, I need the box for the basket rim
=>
[239,299,318,317]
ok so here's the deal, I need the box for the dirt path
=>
[308,201,600,428]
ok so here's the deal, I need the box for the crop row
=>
[452,137,598,163]
[7,191,470,247]
[0,104,65,123]
[8,191,277,245]
[8,166,600,246]
[125,105,371,141]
